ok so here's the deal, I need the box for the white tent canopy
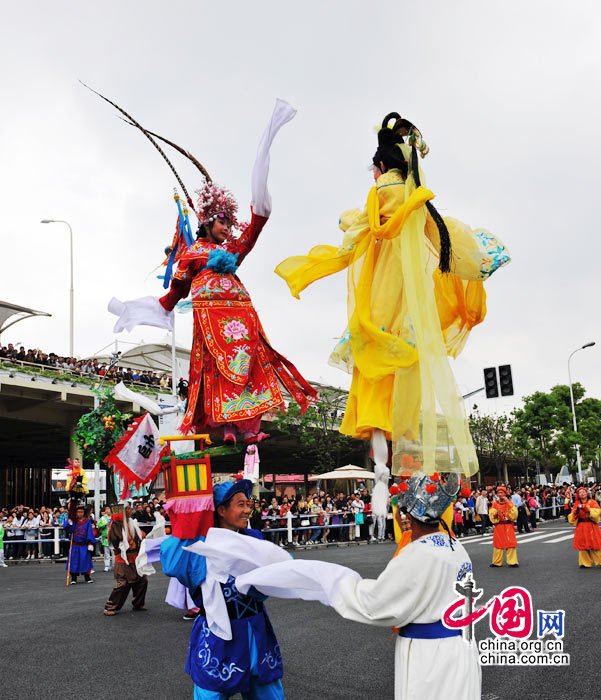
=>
[92,341,190,376]
[309,465,375,481]
[0,300,51,337]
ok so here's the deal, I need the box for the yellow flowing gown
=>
[276,157,510,476]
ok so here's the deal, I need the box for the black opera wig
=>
[373,113,451,273]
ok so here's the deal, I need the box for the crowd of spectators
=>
[255,481,601,546]
[451,482,601,538]
[253,487,392,546]
[0,497,166,561]
[2,482,600,563]
[0,342,172,389]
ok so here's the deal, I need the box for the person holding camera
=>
[568,487,601,568]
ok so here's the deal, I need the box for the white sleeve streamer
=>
[113,381,179,416]
[135,530,168,577]
[236,559,361,607]
[183,528,292,641]
[251,99,297,217]
[108,296,174,333]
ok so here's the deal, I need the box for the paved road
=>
[0,518,596,700]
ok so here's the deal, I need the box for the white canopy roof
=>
[309,464,375,481]
[0,300,51,336]
[93,341,190,375]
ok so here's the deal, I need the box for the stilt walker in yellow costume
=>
[489,486,519,567]
[276,113,511,514]
[568,486,601,568]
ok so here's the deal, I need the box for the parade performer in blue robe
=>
[64,503,96,584]
[161,479,285,700]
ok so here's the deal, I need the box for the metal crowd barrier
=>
[258,511,385,542]
[2,522,160,559]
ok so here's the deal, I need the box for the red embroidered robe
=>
[160,212,316,433]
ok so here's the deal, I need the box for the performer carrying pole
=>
[63,501,96,584]
[65,531,74,587]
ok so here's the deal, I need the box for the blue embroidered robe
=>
[63,519,96,574]
[161,528,283,695]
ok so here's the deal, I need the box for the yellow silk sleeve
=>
[274,245,352,299]
[567,512,578,526]
[488,508,499,524]
[426,214,511,282]
[433,270,487,358]
[509,505,518,522]
[339,208,363,233]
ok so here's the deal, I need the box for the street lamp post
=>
[568,342,596,484]
[40,219,74,357]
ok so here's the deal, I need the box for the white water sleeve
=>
[251,99,297,217]
[183,528,292,640]
[236,559,361,607]
[113,381,179,416]
[108,296,174,333]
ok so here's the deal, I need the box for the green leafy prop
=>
[73,388,133,465]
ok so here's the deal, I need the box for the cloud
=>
[1,0,600,410]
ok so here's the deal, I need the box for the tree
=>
[273,386,364,478]
[72,388,133,503]
[510,383,601,480]
[469,405,516,481]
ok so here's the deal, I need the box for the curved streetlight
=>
[568,342,596,483]
[41,219,74,357]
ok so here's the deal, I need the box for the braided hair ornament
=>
[374,113,451,273]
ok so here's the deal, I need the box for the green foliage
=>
[273,386,363,474]
[511,383,601,477]
[72,388,132,465]
[469,406,516,479]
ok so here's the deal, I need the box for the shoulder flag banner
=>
[104,413,166,497]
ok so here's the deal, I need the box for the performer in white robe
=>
[220,472,482,700]
[332,528,480,699]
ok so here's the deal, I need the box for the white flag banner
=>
[105,413,166,495]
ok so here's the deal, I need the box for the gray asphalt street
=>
[0,519,596,700]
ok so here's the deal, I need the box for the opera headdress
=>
[396,472,460,524]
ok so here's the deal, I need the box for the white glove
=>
[108,296,174,333]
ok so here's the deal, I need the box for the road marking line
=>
[543,534,575,543]
[465,531,570,546]
[516,530,570,540]
[458,534,492,543]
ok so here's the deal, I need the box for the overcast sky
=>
[1,1,600,415]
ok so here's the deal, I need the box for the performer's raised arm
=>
[229,99,296,264]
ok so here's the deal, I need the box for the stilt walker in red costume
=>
[568,486,601,568]
[90,89,317,443]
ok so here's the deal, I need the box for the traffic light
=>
[483,367,499,398]
[498,364,514,396]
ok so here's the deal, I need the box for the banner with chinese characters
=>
[104,412,167,498]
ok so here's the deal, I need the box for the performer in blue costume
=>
[64,502,96,584]
[161,479,284,700]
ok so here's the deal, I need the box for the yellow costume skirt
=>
[340,365,421,442]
